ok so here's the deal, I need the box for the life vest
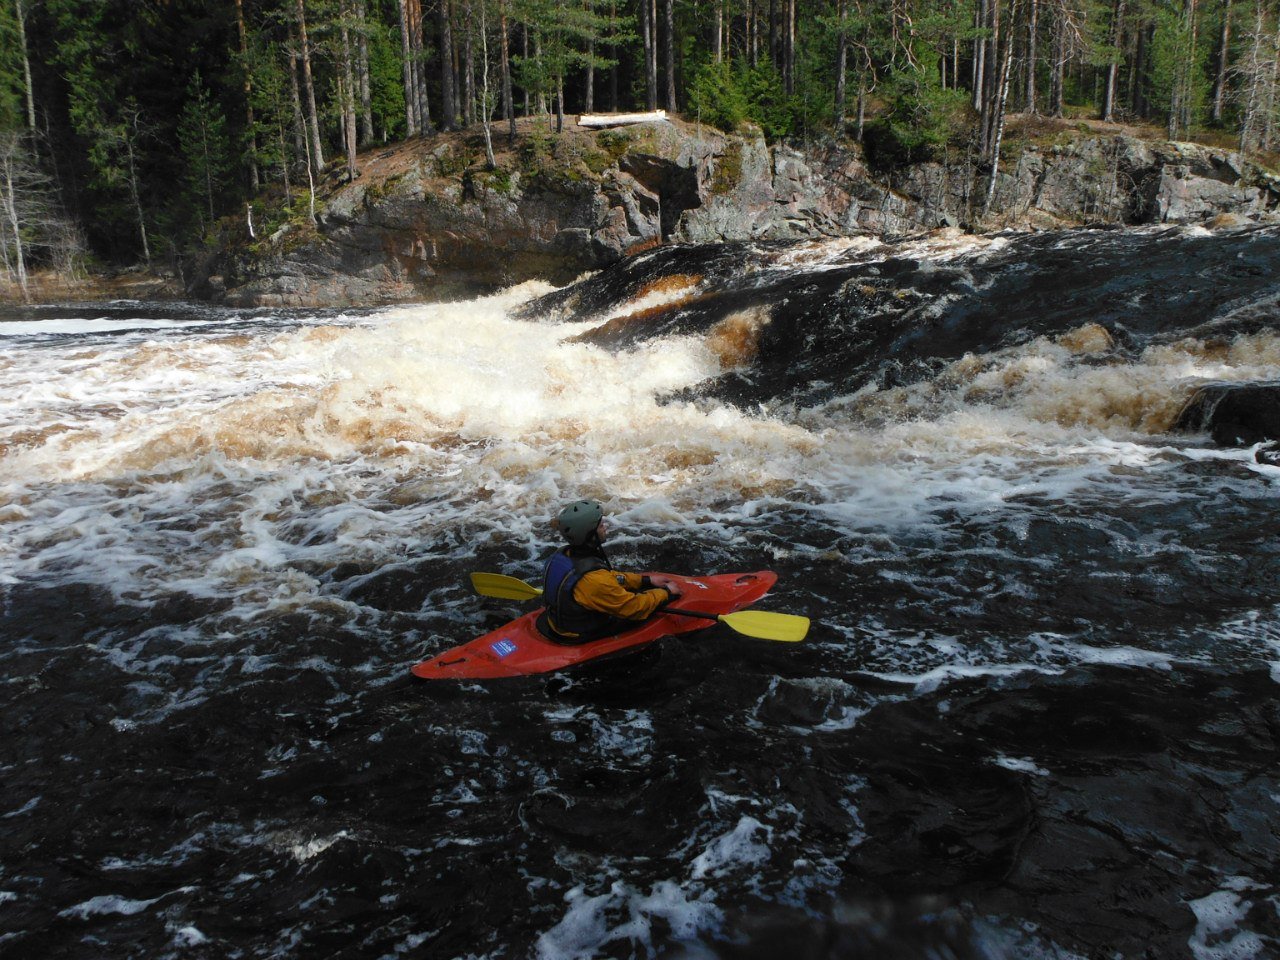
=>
[541,548,629,642]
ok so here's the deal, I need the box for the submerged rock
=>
[1174,381,1280,447]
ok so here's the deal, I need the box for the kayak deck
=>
[412,571,777,680]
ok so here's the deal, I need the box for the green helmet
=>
[557,499,604,545]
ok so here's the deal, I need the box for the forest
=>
[3,0,1280,288]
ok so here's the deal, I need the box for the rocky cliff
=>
[196,116,1280,308]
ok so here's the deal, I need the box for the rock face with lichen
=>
[895,136,1280,228]
[195,118,1280,307]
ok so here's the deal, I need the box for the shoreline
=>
[0,270,184,306]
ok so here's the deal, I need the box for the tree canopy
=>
[3,0,1280,276]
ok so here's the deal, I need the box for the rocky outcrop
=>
[901,135,1280,227]
[198,118,1280,307]
[1175,381,1280,447]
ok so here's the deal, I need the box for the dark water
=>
[1,226,1279,959]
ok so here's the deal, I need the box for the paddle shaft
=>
[664,607,721,623]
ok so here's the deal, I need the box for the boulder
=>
[1174,381,1280,447]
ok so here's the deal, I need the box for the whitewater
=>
[1,225,1279,958]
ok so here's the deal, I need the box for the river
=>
[1,224,1278,959]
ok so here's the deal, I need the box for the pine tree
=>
[513,0,618,132]
[178,71,233,231]
[1150,0,1211,138]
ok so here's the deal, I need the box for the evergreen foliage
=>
[178,72,233,233]
[2,0,1279,276]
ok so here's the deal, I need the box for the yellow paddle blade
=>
[717,610,810,642]
[469,572,544,601]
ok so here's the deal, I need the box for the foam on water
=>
[690,816,772,879]
[1188,877,1279,960]
[535,880,721,960]
[2,234,1280,722]
[59,893,162,918]
[0,315,243,337]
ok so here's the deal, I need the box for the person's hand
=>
[650,576,683,600]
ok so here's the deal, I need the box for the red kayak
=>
[412,571,777,680]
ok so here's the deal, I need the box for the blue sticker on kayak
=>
[490,638,518,658]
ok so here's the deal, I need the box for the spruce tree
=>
[178,71,233,232]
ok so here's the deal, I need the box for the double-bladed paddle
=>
[468,572,810,643]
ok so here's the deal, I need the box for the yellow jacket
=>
[572,569,670,622]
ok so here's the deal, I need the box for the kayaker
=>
[538,499,684,644]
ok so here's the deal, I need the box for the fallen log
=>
[577,110,669,129]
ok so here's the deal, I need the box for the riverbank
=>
[0,269,183,306]
[10,113,1279,309]
[186,111,1280,308]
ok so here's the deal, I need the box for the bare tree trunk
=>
[440,0,457,129]
[233,0,260,190]
[1185,0,1200,133]
[535,34,546,114]
[782,0,795,93]
[585,0,596,114]
[301,111,317,223]
[1213,0,1233,124]
[641,0,657,110]
[500,2,515,141]
[522,26,530,115]
[0,146,28,298]
[199,113,216,223]
[1264,14,1280,149]
[122,114,151,267]
[664,0,677,110]
[421,0,436,130]
[463,3,476,126]
[610,0,620,110]
[465,22,476,128]
[397,0,418,136]
[1049,5,1065,117]
[0,229,14,286]
[1182,0,1192,133]
[1102,0,1124,121]
[357,0,374,142]
[339,0,360,178]
[973,0,987,111]
[1168,0,1198,137]
[713,0,723,62]
[649,0,660,110]
[835,0,848,121]
[1026,0,1039,112]
[984,1,1019,218]
[1133,17,1151,116]
[979,0,1001,155]
[287,44,308,160]
[856,81,866,140]
[14,0,35,131]
[1238,1,1263,149]
[276,115,291,196]
[479,0,497,167]
[295,0,325,171]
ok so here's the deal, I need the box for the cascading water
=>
[2,225,1279,959]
